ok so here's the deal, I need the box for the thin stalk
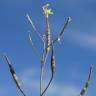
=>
[41,44,55,96]
[40,64,43,96]
[26,14,44,42]
[28,32,41,59]
[41,75,53,96]
[19,88,26,96]
[40,39,46,96]
[40,53,47,96]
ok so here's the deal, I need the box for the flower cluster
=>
[42,4,53,18]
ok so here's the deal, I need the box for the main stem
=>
[40,64,43,96]
[40,15,50,96]
[40,43,46,96]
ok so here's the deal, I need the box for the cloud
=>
[20,68,80,96]
[66,30,96,51]
[46,83,80,96]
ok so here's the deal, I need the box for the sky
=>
[0,0,96,96]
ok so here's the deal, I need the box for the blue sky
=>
[0,0,96,96]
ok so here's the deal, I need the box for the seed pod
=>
[58,17,71,40]
[80,65,92,96]
[51,45,55,77]
[4,55,21,87]
[4,55,26,96]
[42,4,53,54]
[46,29,50,54]
[45,14,51,54]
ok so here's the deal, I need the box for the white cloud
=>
[66,31,96,50]
[46,83,80,96]
[20,68,80,96]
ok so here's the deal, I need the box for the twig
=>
[26,14,44,42]
[40,63,43,96]
[40,35,50,96]
[41,44,55,96]
[79,65,92,96]
[40,39,46,96]
[41,76,53,96]
[4,55,27,96]
[28,32,41,59]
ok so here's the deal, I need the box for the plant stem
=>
[40,64,43,96]
[40,41,46,96]
[41,75,53,96]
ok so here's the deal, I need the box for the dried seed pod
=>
[4,55,26,96]
[51,45,55,77]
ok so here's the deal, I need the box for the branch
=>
[4,55,27,96]
[79,65,92,96]
[41,44,55,96]
[41,76,53,96]
[40,40,46,96]
[28,32,41,59]
[40,37,50,96]
[26,14,44,42]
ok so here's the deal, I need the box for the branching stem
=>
[41,75,53,96]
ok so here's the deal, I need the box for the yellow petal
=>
[42,4,53,18]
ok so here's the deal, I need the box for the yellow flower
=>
[42,4,53,18]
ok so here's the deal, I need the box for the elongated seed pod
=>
[51,45,55,77]
[80,65,92,96]
[42,4,53,54]
[4,55,26,96]
[45,18,51,54]
[58,17,71,41]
